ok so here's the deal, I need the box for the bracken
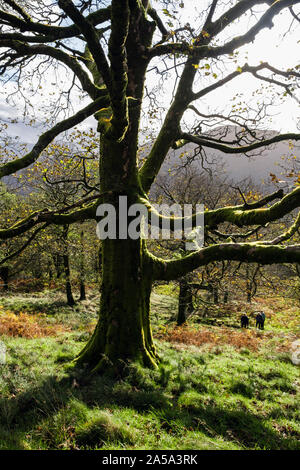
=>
[0,310,69,338]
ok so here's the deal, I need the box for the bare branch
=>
[3,0,31,22]
[0,39,100,98]
[0,222,49,266]
[0,93,109,178]
[175,131,300,154]
[57,0,111,89]
[152,243,300,281]
[0,4,111,41]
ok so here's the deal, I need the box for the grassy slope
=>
[0,286,299,451]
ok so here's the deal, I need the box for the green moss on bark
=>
[76,238,159,373]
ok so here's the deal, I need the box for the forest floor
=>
[0,284,299,450]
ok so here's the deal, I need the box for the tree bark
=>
[76,9,158,371]
[52,253,64,279]
[79,280,86,302]
[213,286,219,304]
[0,266,9,292]
[62,225,75,307]
[76,238,159,373]
[177,277,194,326]
[63,252,75,306]
[79,230,86,301]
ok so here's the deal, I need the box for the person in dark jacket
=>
[255,312,265,330]
[241,314,249,328]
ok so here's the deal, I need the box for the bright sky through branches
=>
[0,0,299,146]
[149,0,299,134]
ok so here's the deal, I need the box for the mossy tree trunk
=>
[76,6,158,372]
[77,238,159,373]
[77,130,159,371]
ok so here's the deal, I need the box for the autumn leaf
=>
[270,173,279,183]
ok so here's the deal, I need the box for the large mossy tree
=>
[0,0,300,372]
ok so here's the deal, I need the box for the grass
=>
[0,286,299,450]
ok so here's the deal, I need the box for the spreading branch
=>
[174,131,300,154]
[0,39,100,98]
[141,1,300,193]
[0,93,109,179]
[0,4,111,41]
[0,195,99,241]
[140,187,300,231]
[152,243,300,281]
[57,0,111,89]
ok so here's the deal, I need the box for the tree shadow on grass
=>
[0,366,299,450]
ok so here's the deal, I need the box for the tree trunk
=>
[80,280,86,302]
[48,263,53,280]
[79,230,86,301]
[177,278,193,326]
[0,266,9,292]
[76,238,158,373]
[76,110,159,373]
[213,286,219,304]
[63,252,75,307]
[62,226,75,307]
[53,253,64,279]
[76,8,157,373]
[76,105,159,373]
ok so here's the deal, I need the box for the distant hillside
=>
[157,127,299,190]
[2,126,299,194]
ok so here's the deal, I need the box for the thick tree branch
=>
[0,196,98,240]
[3,0,32,22]
[206,187,300,228]
[105,0,129,141]
[206,0,300,59]
[148,6,168,40]
[148,0,300,59]
[152,242,300,281]
[203,0,219,30]
[57,0,111,89]
[0,4,111,41]
[0,39,100,98]
[0,93,109,178]
[174,131,300,154]
[140,187,300,231]
[207,0,272,38]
